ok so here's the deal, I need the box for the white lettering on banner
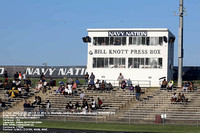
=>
[41,68,48,75]
[58,68,67,75]
[33,68,40,75]
[81,68,86,75]
[66,68,73,75]
[75,68,81,75]
[49,68,56,75]
[0,68,4,75]
[108,31,147,36]
[26,68,34,75]
[93,49,161,55]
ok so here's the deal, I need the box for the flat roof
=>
[87,28,169,32]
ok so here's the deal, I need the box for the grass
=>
[21,120,200,133]
[1,119,199,133]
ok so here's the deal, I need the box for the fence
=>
[2,108,200,126]
[98,79,151,88]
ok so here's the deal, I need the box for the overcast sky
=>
[0,0,199,66]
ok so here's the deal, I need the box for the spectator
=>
[74,102,81,112]
[182,81,189,92]
[40,73,45,81]
[67,83,73,96]
[36,80,43,92]
[84,72,89,85]
[18,87,22,95]
[80,91,85,99]
[37,96,41,105]
[16,79,21,88]
[82,99,88,108]
[75,78,80,86]
[18,71,22,81]
[100,80,106,90]
[171,92,177,102]
[97,97,102,109]
[117,73,124,87]
[188,82,194,92]
[181,94,186,102]
[67,77,73,84]
[56,85,63,94]
[177,93,182,102]
[4,71,8,82]
[49,78,54,89]
[69,101,74,109]
[127,78,132,88]
[72,82,77,90]
[106,82,113,91]
[129,84,134,94]
[46,100,51,110]
[161,79,168,88]
[89,73,95,85]
[22,72,26,84]
[95,80,100,90]
[167,80,173,91]
[14,72,19,81]
[121,80,126,90]
[135,85,141,101]
[25,78,31,87]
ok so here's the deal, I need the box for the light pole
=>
[177,0,186,87]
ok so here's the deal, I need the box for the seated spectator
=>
[14,72,19,81]
[18,87,22,95]
[167,81,173,91]
[36,80,43,92]
[75,78,80,86]
[48,78,55,89]
[171,93,177,102]
[107,83,113,91]
[182,81,189,92]
[67,83,73,96]
[56,85,63,93]
[181,94,186,102]
[25,78,31,87]
[69,101,74,109]
[129,84,134,94]
[82,99,88,108]
[74,102,82,112]
[87,84,93,90]
[91,99,96,110]
[161,79,168,88]
[121,80,126,90]
[177,93,182,102]
[37,96,41,105]
[95,80,100,90]
[188,82,194,92]
[67,77,73,84]
[63,86,68,96]
[72,82,77,90]
[46,100,51,110]
[80,91,85,99]
[100,80,106,90]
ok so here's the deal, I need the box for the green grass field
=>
[23,120,200,133]
[1,119,199,133]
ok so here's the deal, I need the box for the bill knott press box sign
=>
[0,66,87,78]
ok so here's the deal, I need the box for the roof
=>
[87,28,169,32]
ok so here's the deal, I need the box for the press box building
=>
[86,28,175,87]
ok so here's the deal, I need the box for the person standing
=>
[84,72,89,85]
[89,72,95,86]
[117,73,124,87]
[4,71,8,82]
[135,85,141,101]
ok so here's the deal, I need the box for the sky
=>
[0,0,199,66]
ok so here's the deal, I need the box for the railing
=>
[97,79,151,88]
[2,108,200,126]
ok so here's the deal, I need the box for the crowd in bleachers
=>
[65,97,103,113]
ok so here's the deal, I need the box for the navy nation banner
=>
[0,66,87,78]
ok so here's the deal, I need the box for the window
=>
[93,57,126,68]
[128,36,163,46]
[93,37,126,46]
[128,58,163,69]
